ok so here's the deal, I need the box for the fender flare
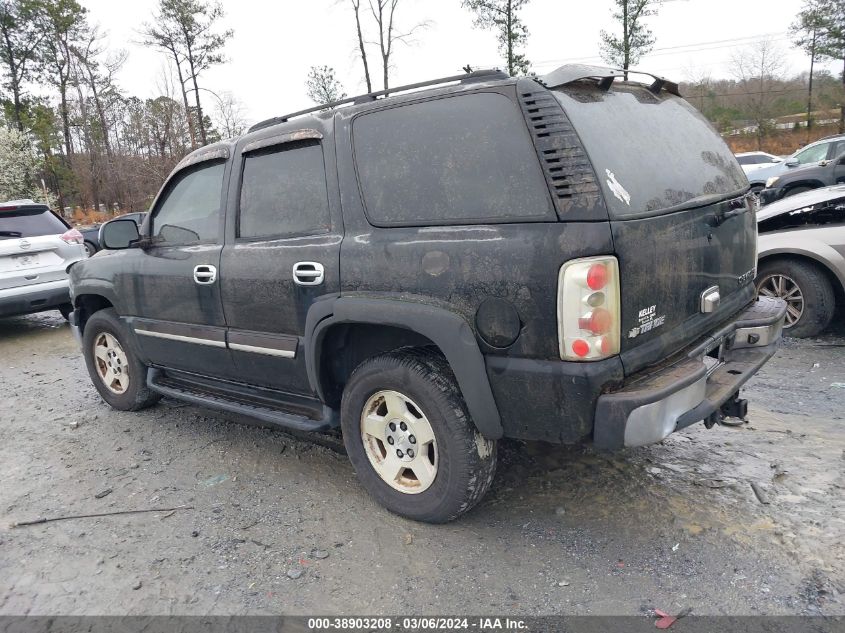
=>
[305,297,504,440]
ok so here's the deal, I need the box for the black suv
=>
[68,65,786,523]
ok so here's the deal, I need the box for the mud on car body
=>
[68,64,787,523]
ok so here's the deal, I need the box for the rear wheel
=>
[341,349,497,523]
[82,308,161,410]
[783,185,814,198]
[83,241,97,257]
[756,259,835,338]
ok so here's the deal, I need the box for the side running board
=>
[146,368,338,433]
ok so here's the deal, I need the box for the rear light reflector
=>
[558,256,621,361]
[61,228,84,245]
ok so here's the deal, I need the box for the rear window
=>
[0,207,68,239]
[553,84,747,219]
[353,92,554,226]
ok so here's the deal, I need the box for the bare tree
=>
[730,39,787,150]
[792,0,827,141]
[599,0,658,79]
[212,90,248,138]
[462,0,531,76]
[351,0,371,92]
[367,0,427,89]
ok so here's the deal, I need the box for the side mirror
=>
[785,157,799,167]
[100,218,140,250]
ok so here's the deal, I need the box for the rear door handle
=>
[193,264,217,285]
[293,261,324,286]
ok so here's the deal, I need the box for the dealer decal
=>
[628,304,667,339]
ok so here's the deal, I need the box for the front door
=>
[220,133,342,396]
[119,158,236,379]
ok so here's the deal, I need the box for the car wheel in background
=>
[756,259,835,338]
[783,185,814,198]
[81,308,161,411]
[340,348,497,523]
[58,303,73,320]
[83,241,97,257]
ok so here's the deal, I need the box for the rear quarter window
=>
[0,208,68,239]
[353,92,555,226]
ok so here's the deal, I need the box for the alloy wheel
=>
[360,390,438,494]
[92,332,130,394]
[757,274,804,328]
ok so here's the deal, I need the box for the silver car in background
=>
[0,200,86,319]
[756,185,845,337]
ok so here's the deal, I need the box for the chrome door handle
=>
[293,261,324,286]
[193,264,217,285]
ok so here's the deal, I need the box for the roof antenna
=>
[462,64,473,74]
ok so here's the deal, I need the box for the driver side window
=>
[795,143,829,165]
[152,162,225,245]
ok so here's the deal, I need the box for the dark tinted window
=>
[736,155,756,165]
[0,207,67,239]
[153,162,224,245]
[553,85,747,219]
[353,92,554,226]
[239,142,330,239]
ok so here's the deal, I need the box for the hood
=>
[757,184,845,222]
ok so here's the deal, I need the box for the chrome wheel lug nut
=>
[409,435,416,444]
[387,436,394,445]
[407,449,414,458]
[399,421,407,431]
[396,449,404,458]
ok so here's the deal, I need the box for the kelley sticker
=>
[628,304,667,339]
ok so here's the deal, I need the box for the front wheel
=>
[82,308,161,410]
[341,349,497,523]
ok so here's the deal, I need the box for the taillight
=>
[557,256,621,361]
[61,228,84,245]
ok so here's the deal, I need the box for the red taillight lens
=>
[558,256,621,361]
[586,263,608,290]
[572,339,590,358]
[61,228,83,245]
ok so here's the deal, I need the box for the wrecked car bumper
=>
[593,297,787,450]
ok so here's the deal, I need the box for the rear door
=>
[219,130,342,396]
[0,205,83,291]
[552,84,757,374]
[117,158,236,379]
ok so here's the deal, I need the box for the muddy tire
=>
[82,308,161,411]
[756,259,835,338]
[340,349,497,523]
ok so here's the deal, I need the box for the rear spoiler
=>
[538,63,682,97]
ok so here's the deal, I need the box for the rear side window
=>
[353,92,554,226]
[238,141,330,239]
[0,208,67,239]
[152,161,225,245]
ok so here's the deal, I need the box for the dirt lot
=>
[0,312,843,616]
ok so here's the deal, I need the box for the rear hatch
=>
[552,83,756,375]
[0,205,78,291]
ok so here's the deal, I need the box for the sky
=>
[81,0,836,126]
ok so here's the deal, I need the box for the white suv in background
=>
[0,200,86,319]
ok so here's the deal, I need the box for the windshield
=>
[553,84,747,220]
[0,207,67,240]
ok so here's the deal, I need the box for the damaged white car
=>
[756,185,845,337]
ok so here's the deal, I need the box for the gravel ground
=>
[0,312,842,616]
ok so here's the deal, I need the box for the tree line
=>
[1,0,844,217]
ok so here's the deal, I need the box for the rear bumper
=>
[593,296,787,449]
[0,279,70,318]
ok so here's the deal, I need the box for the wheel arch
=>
[305,297,503,440]
[73,292,115,335]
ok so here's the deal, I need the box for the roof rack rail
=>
[248,68,509,133]
[538,63,681,97]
